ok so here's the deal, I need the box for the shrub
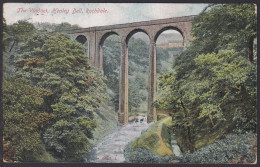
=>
[124,142,172,163]
[178,133,256,163]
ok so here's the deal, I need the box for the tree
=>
[3,77,55,162]
[13,34,108,161]
[156,4,257,152]
[8,20,36,52]
[191,4,257,61]
[54,22,80,31]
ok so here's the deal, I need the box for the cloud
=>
[143,3,207,19]
[3,3,207,27]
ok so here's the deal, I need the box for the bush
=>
[124,142,172,163]
[178,133,256,163]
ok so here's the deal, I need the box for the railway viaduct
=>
[62,15,195,125]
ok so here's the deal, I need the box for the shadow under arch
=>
[154,26,184,45]
[75,35,87,44]
[126,29,150,45]
[125,28,151,122]
[98,31,120,71]
[98,31,121,121]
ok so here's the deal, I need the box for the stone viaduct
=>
[62,15,195,125]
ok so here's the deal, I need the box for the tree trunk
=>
[9,40,16,52]
[248,37,254,63]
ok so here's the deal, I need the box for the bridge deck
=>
[57,15,196,34]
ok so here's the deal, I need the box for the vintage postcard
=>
[2,2,257,165]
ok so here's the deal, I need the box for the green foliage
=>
[124,146,172,163]
[3,18,11,52]
[102,36,121,111]
[179,133,256,163]
[36,34,106,161]
[54,22,80,31]
[102,36,172,115]
[156,4,257,153]
[192,4,256,55]
[43,120,91,161]
[4,31,108,161]
[33,22,80,33]
[131,117,173,156]
[3,77,55,162]
[8,20,36,43]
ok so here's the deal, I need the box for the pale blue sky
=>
[4,3,208,27]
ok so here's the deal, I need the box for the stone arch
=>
[97,31,120,71]
[126,29,151,45]
[75,35,89,60]
[75,35,87,44]
[154,26,184,45]
[62,15,195,125]
[124,28,152,123]
[99,31,120,47]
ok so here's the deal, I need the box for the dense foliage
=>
[3,22,107,161]
[3,77,55,162]
[178,133,256,163]
[124,145,172,163]
[156,4,257,152]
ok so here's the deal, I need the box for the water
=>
[87,115,182,163]
[88,115,153,163]
[171,134,182,157]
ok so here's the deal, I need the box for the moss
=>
[161,124,171,149]
[131,117,173,157]
[157,114,167,121]
[131,134,159,151]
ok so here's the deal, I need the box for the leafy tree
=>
[7,20,36,52]
[102,37,121,111]
[156,4,257,152]
[3,18,11,52]
[192,4,257,61]
[12,34,107,161]
[3,77,55,162]
[54,22,80,32]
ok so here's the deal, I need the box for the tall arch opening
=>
[126,30,150,122]
[75,35,88,59]
[155,28,184,74]
[155,28,184,115]
[100,32,121,115]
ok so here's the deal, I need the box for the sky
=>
[4,3,208,28]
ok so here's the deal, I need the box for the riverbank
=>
[124,116,179,163]
[89,116,152,163]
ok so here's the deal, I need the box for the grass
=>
[131,116,173,157]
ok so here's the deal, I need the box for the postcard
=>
[2,2,257,165]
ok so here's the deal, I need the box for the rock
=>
[170,160,179,163]
[97,155,104,160]
[128,116,136,122]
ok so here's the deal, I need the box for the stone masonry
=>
[61,15,195,125]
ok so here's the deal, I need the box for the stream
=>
[87,115,182,163]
